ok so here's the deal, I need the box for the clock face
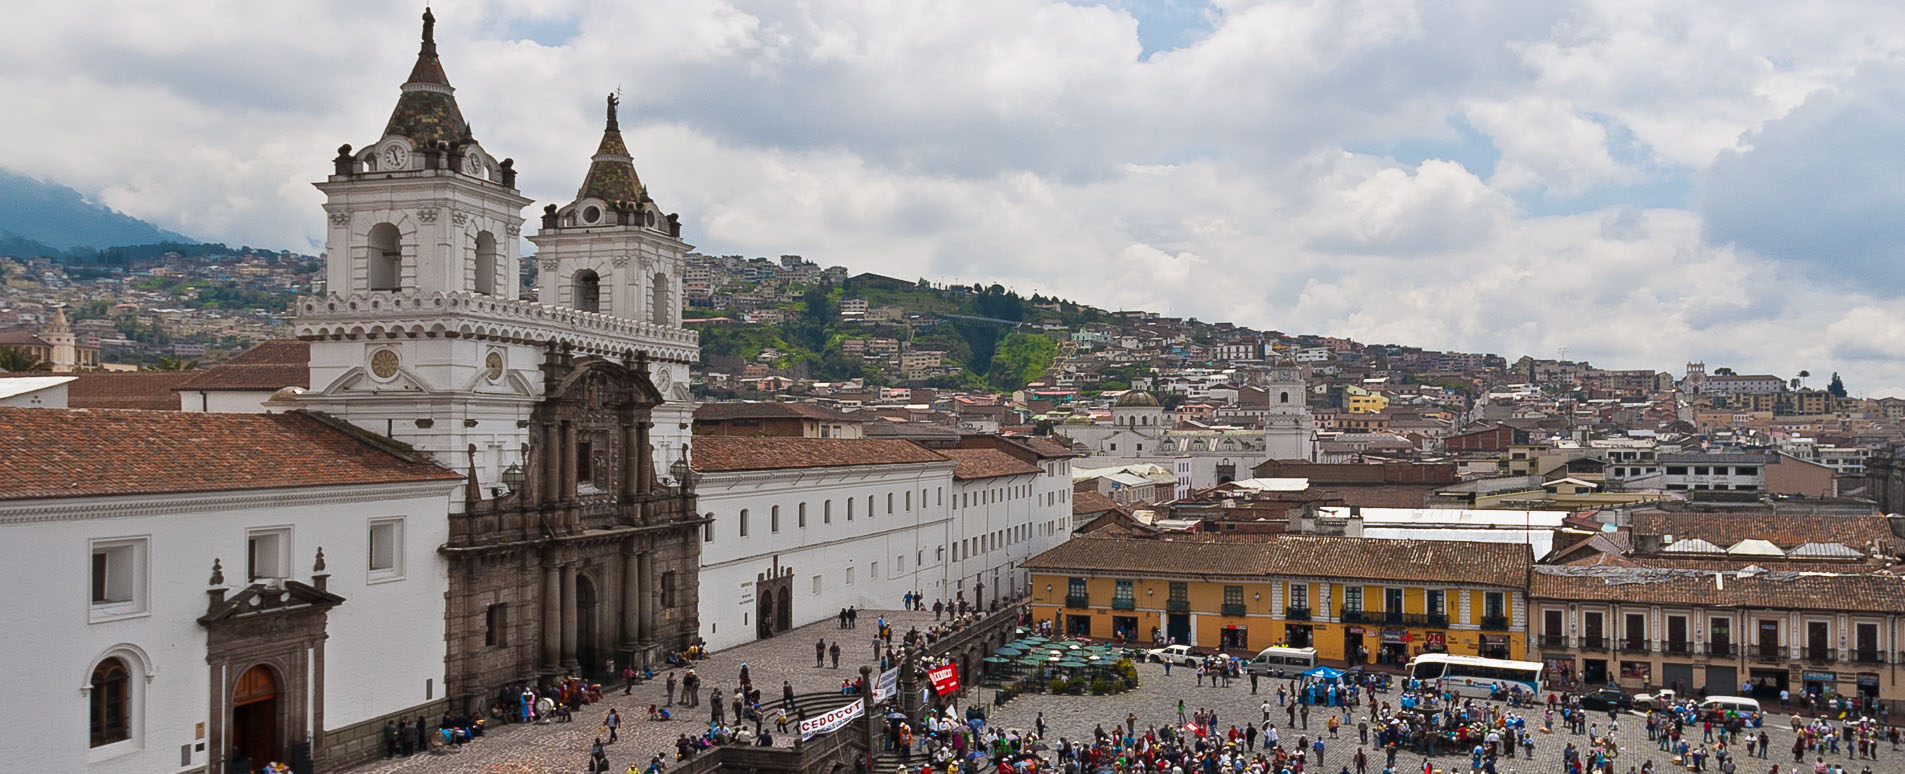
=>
[370,349,400,379]
[463,153,484,177]
[1276,369,1294,381]
[381,145,409,170]
[484,351,504,381]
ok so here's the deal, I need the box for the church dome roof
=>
[1112,390,1161,408]
[381,9,472,149]
[574,94,647,206]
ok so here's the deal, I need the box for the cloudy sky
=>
[5,0,1905,395]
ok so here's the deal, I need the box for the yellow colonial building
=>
[1023,535,1531,666]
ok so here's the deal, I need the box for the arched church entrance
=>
[230,665,280,772]
[577,574,601,677]
[755,558,795,640]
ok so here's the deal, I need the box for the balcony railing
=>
[1399,613,1450,628]
[1851,649,1885,664]
[1707,643,1734,657]
[1538,634,1567,649]
[1284,606,1312,621]
[1221,603,1247,617]
[1166,599,1190,613]
[1111,598,1136,610]
[1480,615,1511,631]
[1805,647,1835,664]
[1755,645,1782,662]
[1621,640,1651,653]
[1065,594,1089,608]
[1662,641,1692,656]
[1340,609,1370,623]
[1581,636,1607,651]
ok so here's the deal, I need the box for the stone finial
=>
[313,547,327,573]
[209,558,225,586]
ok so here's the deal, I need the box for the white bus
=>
[1405,654,1543,697]
[1246,646,1318,675]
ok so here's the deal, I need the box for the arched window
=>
[847,499,855,519]
[574,270,601,313]
[738,508,749,537]
[770,505,780,533]
[90,658,130,747]
[368,223,402,291]
[651,273,670,324]
[473,231,497,295]
[1280,391,1290,404]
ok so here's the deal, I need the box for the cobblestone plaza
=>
[343,621,1901,774]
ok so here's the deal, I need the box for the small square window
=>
[368,517,404,581]
[89,536,149,622]
[247,527,291,582]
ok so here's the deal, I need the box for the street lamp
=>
[500,463,525,492]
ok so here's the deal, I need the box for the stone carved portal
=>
[755,559,794,640]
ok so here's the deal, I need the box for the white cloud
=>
[6,0,1905,395]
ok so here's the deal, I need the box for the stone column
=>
[559,421,577,501]
[622,422,641,498]
[540,563,561,673]
[636,422,653,494]
[560,564,579,672]
[620,543,641,646]
[541,423,561,506]
[637,552,655,642]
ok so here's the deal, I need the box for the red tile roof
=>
[690,436,948,473]
[0,408,464,500]
[0,371,197,410]
[941,448,1041,480]
[174,339,310,391]
[694,401,866,423]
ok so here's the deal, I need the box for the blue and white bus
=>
[1405,654,1543,698]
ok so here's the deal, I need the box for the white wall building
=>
[689,436,1073,652]
[0,407,463,774]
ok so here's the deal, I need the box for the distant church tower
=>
[41,305,77,373]
[1263,355,1315,461]
[294,9,699,486]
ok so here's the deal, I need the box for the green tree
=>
[0,346,49,372]
[986,332,1057,390]
[149,356,198,371]
[1828,372,1848,398]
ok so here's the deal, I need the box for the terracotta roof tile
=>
[0,372,197,410]
[1022,534,1530,588]
[0,408,463,500]
[694,401,865,423]
[1072,490,1123,516]
[940,448,1040,480]
[690,436,947,473]
[1530,565,1905,613]
[174,339,310,391]
[1630,512,1892,552]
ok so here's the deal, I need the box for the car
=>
[1633,689,1678,710]
[1146,644,1200,666]
[1577,687,1635,712]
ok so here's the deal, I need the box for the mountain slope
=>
[0,168,192,254]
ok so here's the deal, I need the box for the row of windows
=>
[708,488,948,541]
[1073,580,1496,618]
[1664,465,1759,477]
[89,519,406,623]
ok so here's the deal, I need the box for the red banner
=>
[928,663,960,695]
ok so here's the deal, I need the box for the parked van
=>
[1247,646,1318,675]
[1698,696,1764,725]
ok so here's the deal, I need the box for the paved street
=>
[344,608,942,774]
[346,636,1901,774]
[986,660,1901,774]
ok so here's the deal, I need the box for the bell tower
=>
[295,11,699,485]
[527,94,697,462]
[1264,354,1315,461]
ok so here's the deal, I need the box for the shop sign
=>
[1381,629,1404,643]
[1424,632,1446,648]
[1803,671,1837,682]
[1858,674,1880,687]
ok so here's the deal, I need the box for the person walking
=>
[589,738,610,774]
[817,638,828,667]
[783,679,796,709]
[605,708,620,744]
[711,688,725,726]
[830,641,842,668]
[665,671,678,706]
[623,665,638,696]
